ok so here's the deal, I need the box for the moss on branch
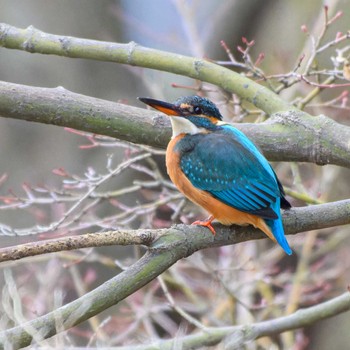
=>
[0,23,297,115]
[1,24,350,165]
[1,214,350,349]
[1,199,350,263]
[1,23,350,349]
[1,81,350,166]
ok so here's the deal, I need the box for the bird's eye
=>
[193,106,202,114]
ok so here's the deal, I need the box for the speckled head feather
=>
[173,96,223,121]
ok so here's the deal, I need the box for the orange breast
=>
[166,135,276,242]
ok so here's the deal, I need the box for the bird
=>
[138,96,292,255]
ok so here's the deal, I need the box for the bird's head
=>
[139,96,224,138]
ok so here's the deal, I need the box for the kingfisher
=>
[139,96,292,255]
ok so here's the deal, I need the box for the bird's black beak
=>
[138,97,180,116]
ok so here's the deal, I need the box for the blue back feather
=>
[176,124,292,255]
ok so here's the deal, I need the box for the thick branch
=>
[1,81,350,166]
[0,216,349,349]
[1,23,349,166]
[0,186,349,349]
[0,23,296,115]
[0,81,171,148]
[0,228,189,349]
[1,23,350,349]
[1,199,350,263]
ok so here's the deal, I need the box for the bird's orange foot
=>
[191,216,216,235]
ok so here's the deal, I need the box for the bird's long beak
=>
[138,97,180,116]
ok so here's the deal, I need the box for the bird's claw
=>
[191,216,216,235]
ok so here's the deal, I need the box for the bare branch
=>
[0,216,349,349]
[0,23,296,115]
[1,21,350,350]
[112,292,350,350]
[0,230,186,349]
[1,199,350,262]
[1,81,350,167]
[0,229,157,263]
[0,80,170,148]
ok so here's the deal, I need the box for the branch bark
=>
[1,199,350,263]
[1,81,350,166]
[0,221,349,349]
[1,23,350,349]
[1,23,350,166]
[112,292,350,350]
[0,228,188,349]
[0,200,350,348]
[0,23,295,115]
[0,80,171,148]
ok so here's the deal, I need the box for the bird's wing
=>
[179,128,283,219]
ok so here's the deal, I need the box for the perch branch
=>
[1,199,350,263]
[0,215,349,349]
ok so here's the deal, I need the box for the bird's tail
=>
[265,199,292,255]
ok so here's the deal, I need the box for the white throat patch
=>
[170,116,204,138]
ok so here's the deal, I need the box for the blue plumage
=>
[176,124,292,255]
[139,95,292,255]
[265,200,292,255]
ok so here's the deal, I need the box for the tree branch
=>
[112,291,350,350]
[0,23,296,116]
[0,216,349,349]
[0,199,350,264]
[1,81,350,166]
[1,23,350,349]
[0,230,157,263]
[0,80,171,148]
[1,23,350,166]
[0,228,189,349]
[0,200,349,347]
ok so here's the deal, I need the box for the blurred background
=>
[1,0,350,348]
